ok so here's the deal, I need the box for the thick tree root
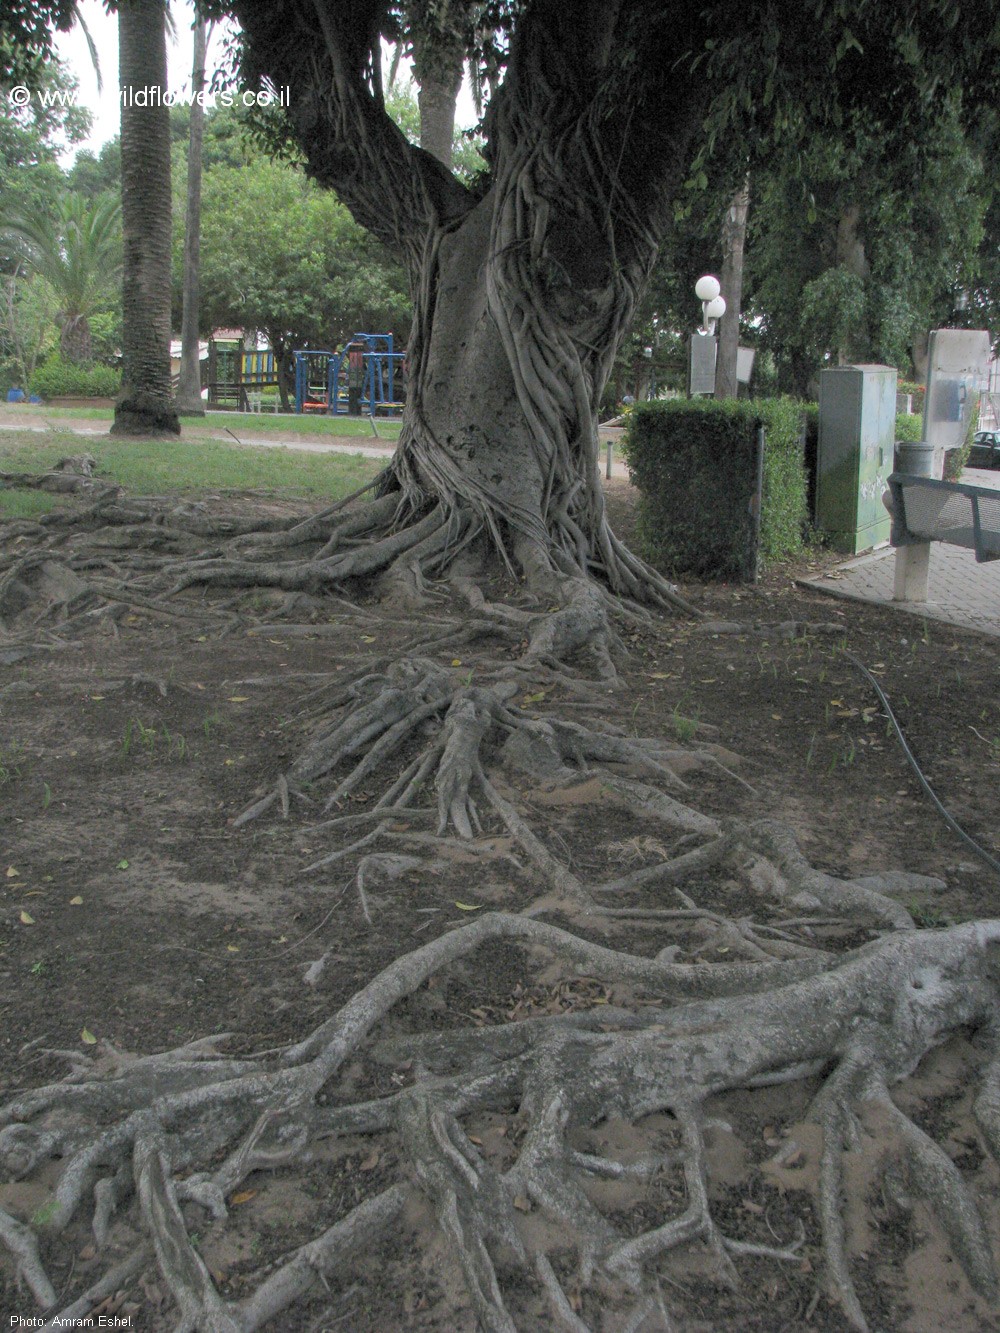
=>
[3,482,995,1330]
[1,915,997,1329]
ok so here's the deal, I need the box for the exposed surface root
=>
[2,483,996,1330]
[1,915,997,1329]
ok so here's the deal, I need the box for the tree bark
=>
[176,14,208,417]
[112,0,180,437]
[716,177,749,401]
[416,67,461,170]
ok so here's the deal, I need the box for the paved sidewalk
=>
[800,468,1000,639]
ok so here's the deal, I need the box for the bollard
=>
[892,440,935,602]
[605,441,613,480]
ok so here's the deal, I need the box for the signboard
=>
[688,334,717,396]
[737,346,756,385]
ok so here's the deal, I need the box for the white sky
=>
[52,1,476,164]
[53,0,210,160]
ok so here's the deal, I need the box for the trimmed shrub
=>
[622,398,807,581]
[30,354,121,400]
[895,412,922,443]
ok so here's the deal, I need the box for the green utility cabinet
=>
[816,365,897,553]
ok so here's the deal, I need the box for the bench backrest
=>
[888,474,1000,563]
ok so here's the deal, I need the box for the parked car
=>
[969,430,1000,470]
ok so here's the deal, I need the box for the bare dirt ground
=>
[0,476,998,1330]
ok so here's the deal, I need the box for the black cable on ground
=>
[839,648,1000,880]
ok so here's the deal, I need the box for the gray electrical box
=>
[817,365,897,553]
[921,328,991,467]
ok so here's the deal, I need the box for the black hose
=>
[839,648,1000,879]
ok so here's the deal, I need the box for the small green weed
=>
[31,1200,58,1228]
[202,710,229,741]
[0,740,25,786]
[670,707,700,743]
[120,718,187,760]
[907,899,949,929]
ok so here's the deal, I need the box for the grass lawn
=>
[12,404,404,441]
[0,427,386,519]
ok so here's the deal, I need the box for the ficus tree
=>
[1,5,1000,1331]
[218,0,992,616]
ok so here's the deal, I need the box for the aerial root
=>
[872,1088,998,1302]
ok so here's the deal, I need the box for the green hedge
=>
[621,398,807,581]
[30,354,121,400]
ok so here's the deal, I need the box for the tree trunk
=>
[416,65,462,169]
[409,1,466,170]
[59,314,92,366]
[715,177,749,401]
[232,0,708,603]
[112,0,180,437]
[269,334,292,412]
[176,13,208,417]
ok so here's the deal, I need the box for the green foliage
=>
[0,272,58,391]
[1,60,91,273]
[746,98,991,392]
[898,380,926,412]
[185,159,410,357]
[622,398,807,581]
[30,353,120,399]
[0,192,121,363]
[895,413,923,443]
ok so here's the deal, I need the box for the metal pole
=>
[749,424,765,582]
[605,441,613,479]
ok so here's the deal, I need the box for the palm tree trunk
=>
[111,0,180,437]
[176,13,208,416]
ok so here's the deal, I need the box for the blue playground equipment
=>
[293,334,404,415]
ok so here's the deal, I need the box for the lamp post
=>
[689,275,726,396]
[695,274,726,336]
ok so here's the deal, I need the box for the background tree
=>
[112,0,180,436]
[175,11,209,415]
[190,157,410,407]
[0,270,58,388]
[0,59,92,270]
[715,178,750,400]
[745,100,992,393]
[0,192,121,363]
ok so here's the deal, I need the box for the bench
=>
[887,473,1000,601]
